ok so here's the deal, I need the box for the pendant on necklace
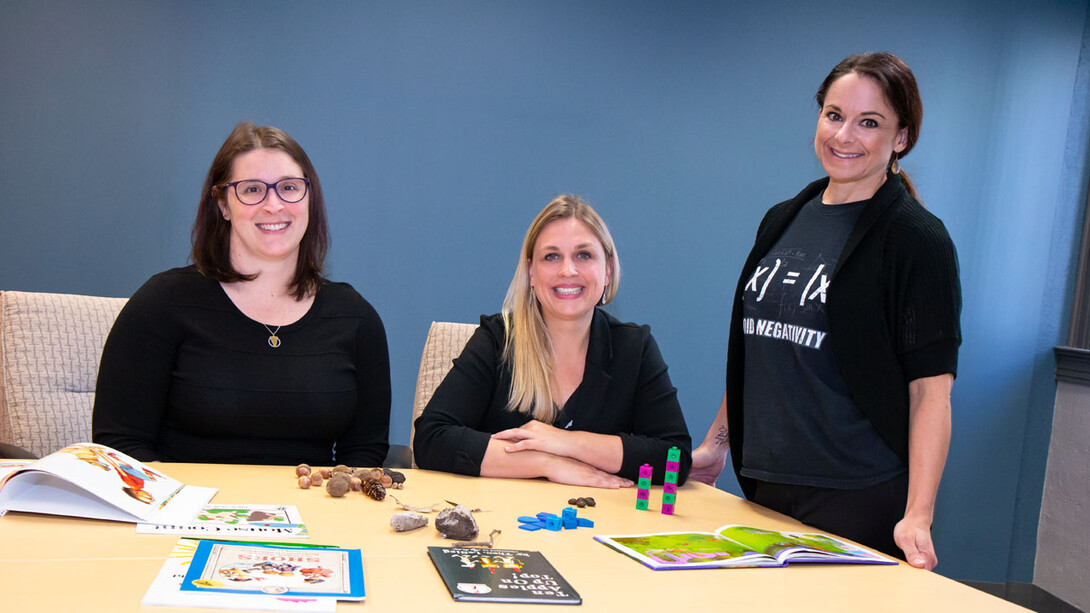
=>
[263,323,283,349]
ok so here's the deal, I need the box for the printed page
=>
[138,504,308,538]
[143,538,336,612]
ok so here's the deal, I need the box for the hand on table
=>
[543,454,633,489]
[894,514,938,570]
[688,443,727,487]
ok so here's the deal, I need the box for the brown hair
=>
[815,52,924,200]
[501,195,620,421]
[191,121,329,299]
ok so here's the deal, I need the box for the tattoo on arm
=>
[714,425,728,446]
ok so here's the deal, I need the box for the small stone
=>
[568,498,578,505]
[435,505,479,541]
[384,469,406,484]
[575,498,587,508]
[390,512,429,532]
[585,497,596,507]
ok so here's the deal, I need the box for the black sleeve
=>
[615,330,693,484]
[335,297,391,467]
[891,213,962,380]
[91,275,181,461]
[412,318,503,476]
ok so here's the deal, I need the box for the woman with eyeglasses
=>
[92,121,391,466]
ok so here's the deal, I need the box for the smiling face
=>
[814,72,908,203]
[219,148,310,273]
[528,217,612,328]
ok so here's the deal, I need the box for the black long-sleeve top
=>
[92,266,391,467]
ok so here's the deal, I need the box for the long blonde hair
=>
[501,195,621,422]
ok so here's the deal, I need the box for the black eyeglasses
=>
[221,178,310,205]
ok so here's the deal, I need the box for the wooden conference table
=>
[0,463,1023,612]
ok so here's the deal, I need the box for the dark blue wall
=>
[2,0,1088,583]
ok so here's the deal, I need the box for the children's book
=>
[137,504,309,539]
[427,546,581,605]
[595,524,896,570]
[142,538,337,611]
[0,442,216,524]
[180,540,366,601]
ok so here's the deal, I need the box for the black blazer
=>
[413,309,692,484]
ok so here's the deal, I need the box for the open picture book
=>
[0,442,216,524]
[595,524,896,570]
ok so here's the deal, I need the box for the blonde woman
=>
[413,195,691,488]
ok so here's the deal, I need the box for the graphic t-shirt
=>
[740,194,904,489]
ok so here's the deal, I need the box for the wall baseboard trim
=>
[1055,346,1090,385]
[961,580,1084,612]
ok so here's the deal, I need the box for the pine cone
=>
[361,478,386,501]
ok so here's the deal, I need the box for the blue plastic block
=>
[544,516,562,531]
[519,523,544,531]
[576,517,594,528]
[562,507,577,519]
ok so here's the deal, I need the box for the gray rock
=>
[435,505,479,541]
[390,512,429,532]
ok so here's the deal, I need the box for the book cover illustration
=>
[595,524,896,570]
[142,538,336,612]
[0,442,216,523]
[181,540,365,600]
[138,504,309,538]
[427,546,581,605]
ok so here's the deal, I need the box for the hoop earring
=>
[890,154,901,175]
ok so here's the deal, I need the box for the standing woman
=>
[413,195,691,488]
[690,53,961,569]
[93,122,391,467]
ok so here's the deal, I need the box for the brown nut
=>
[296,464,312,477]
[319,468,332,479]
[298,475,311,489]
[350,477,363,491]
[309,472,324,486]
[326,476,350,497]
[332,464,352,475]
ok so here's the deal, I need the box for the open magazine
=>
[0,442,216,524]
[595,524,896,570]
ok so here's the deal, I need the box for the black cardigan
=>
[727,173,961,498]
[413,309,692,484]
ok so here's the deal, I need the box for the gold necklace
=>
[262,322,282,348]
